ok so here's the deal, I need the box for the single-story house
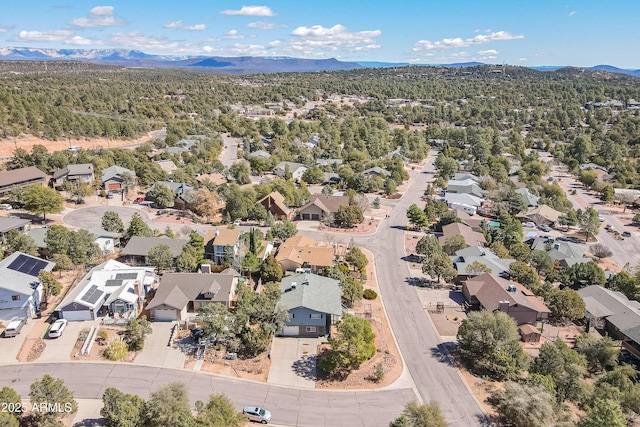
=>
[277,273,343,337]
[450,246,514,283]
[528,236,587,266]
[274,162,307,181]
[87,227,122,255]
[462,273,550,326]
[120,236,189,265]
[165,139,197,154]
[519,204,563,226]
[56,260,155,321]
[446,178,486,198]
[258,191,291,220]
[444,192,485,208]
[101,165,136,191]
[147,269,239,321]
[297,195,350,221]
[276,235,336,274]
[52,163,94,188]
[363,167,391,178]
[0,252,55,320]
[439,222,487,249]
[315,158,343,167]
[0,166,47,194]
[247,150,271,159]
[0,217,31,241]
[578,285,640,357]
[196,172,228,186]
[452,173,479,182]
[451,209,484,230]
[515,187,540,207]
[204,229,242,265]
[154,159,178,174]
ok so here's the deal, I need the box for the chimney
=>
[498,300,510,312]
[201,264,211,274]
[290,281,297,290]
[554,243,560,250]
[215,229,220,237]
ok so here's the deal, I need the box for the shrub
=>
[363,289,378,300]
[103,338,128,361]
[374,364,385,383]
[128,338,144,351]
[96,330,108,343]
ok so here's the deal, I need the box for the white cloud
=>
[164,20,205,31]
[413,31,523,52]
[109,31,180,52]
[569,11,577,16]
[66,35,93,45]
[354,44,381,52]
[70,5,125,27]
[247,20,286,30]
[0,26,8,33]
[267,40,281,47]
[17,30,74,42]
[226,43,270,56]
[477,49,498,55]
[225,30,244,39]
[220,6,275,17]
[519,57,528,61]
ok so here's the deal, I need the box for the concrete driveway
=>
[267,337,323,389]
[64,206,152,230]
[40,321,95,362]
[134,323,185,369]
[0,320,34,363]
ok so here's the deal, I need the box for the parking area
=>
[0,320,34,363]
[134,322,185,369]
[267,337,323,389]
[39,320,97,362]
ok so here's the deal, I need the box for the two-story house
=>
[204,229,242,265]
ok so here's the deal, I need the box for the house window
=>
[306,326,317,333]
[12,295,21,301]
[291,313,294,318]
[310,313,322,319]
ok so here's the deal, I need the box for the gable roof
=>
[451,247,514,276]
[0,166,47,188]
[363,167,391,177]
[275,235,335,268]
[147,271,239,310]
[579,285,640,343]
[515,187,540,207]
[121,237,188,257]
[465,273,550,314]
[153,160,178,174]
[521,204,563,224]
[298,195,350,215]
[451,209,484,229]
[207,228,241,247]
[440,222,487,247]
[274,161,306,174]
[0,251,55,296]
[278,273,342,315]
[258,191,290,215]
[101,165,135,183]
[53,163,94,180]
[444,192,484,207]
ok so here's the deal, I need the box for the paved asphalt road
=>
[348,152,486,426]
[220,134,241,167]
[0,362,413,427]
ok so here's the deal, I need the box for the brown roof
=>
[258,191,290,215]
[299,195,350,215]
[519,323,540,335]
[464,273,550,315]
[439,222,487,247]
[210,228,241,247]
[452,209,484,230]
[147,271,239,310]
[0,166,47,188]
[196,172,227,186]
[275,235,335,268]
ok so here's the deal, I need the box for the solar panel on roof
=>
[115,273,138,280]
[7,254,49,277]
[80,284,104,305]
[105,279,124,287]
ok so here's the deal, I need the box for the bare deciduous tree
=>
[590,243,612,261]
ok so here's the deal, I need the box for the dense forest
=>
[1,61,640,187]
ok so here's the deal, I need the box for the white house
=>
[0,252,55,321]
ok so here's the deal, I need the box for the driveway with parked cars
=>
[39,320,95,362]
[0,320,34,363]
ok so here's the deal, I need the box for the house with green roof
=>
[277,273,343,337]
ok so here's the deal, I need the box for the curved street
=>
[0,150,484,426]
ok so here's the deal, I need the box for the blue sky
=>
[1,1,639,68]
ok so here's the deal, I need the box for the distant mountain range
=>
[0,47,639,77]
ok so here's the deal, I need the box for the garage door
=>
[280,326,299,337]
[311,214,320,220]
[61,311,92,321]
[107,183,121,190]
[153,309,177,322]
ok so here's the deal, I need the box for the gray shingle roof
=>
[579,285,640,343]
[278,273,342,315]
[147,271,238,310]
[121,237,188,257]
[0,217,31,234]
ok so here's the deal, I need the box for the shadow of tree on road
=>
[429,343,457,367]
[292,354,317,380]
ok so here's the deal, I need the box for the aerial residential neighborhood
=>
[0,3,640,426]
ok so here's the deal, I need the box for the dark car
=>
[622,231,632,237]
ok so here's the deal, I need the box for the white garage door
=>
[280,326,299,336]
[61,311,92,321]
[153,309,177,322]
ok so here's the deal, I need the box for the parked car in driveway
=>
[48,319,68,338]
[538,224,551,232]
[243,406,271,424]
[522,221,536,228]
[0,203,12,210]
[3,318,26,337]
[623,231,632,237]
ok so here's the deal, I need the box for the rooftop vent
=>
[507,284,517,293]
[201,264,211,274]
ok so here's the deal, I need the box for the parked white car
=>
[243,406,271,424]
[0,203,12,210]
[48,319,68,338]
[522,221,536,228]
